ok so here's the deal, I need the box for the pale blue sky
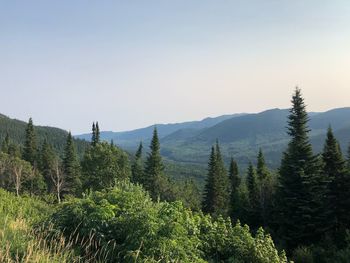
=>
[1,1,350,133]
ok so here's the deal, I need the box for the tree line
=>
[1,88,350,261]
[201,88,350,260]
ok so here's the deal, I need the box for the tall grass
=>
[0,189,79,262]
[0,189,114,262]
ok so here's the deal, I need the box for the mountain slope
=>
[76,113,246,149]
[0,114,88,157]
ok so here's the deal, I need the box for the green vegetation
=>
[1,88,350,262]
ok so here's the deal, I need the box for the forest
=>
[1,88,350,263]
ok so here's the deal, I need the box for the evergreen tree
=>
[131,142,144,184]
[91,122,96,146]
[23,118,37,166]
[256,149,273,227]
[40,140,56,193]
[323,127,350,238]
[246,162,260,228]
[144,127,164,199]
[1,133,10,153]
[277,88,325,249]
[202,146,216,215]
[95,122,100,144]
[257,149,269,181]
[202,141,230,218]
[229,157,240,217]
[63,132,82,196]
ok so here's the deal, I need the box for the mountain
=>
[0,114,89,157]
[76,107,350,180]
[76,113,246,149]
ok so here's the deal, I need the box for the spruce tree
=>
[256,149,273,227]
[246,162,260,228]
[95,122,100,144]
[23,118,37,166]
[91,122,96,146]
[131,142,144,184]
[229,158,241,221]
[40,140,56,193]
[1,133,10,153]
[323,127,350,237]
[63,132,82,196]
[277,88,325,249]
[202,146,216,215]
[257,149,269,181]
[202,142,230,217]
[144,127,164,199]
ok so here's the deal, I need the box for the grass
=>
[0,189,78,262]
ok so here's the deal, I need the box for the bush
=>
[0,189,78,262]
[52,181,288,263]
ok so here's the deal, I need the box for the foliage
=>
[82,142,131,191]
[63,132,82,195]
[0,188,80,262]
[144,127,165,199]
[52,181,288,263]
[277,88,326,249]
[202,142,230,218]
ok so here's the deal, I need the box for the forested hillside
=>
[1,89,350,262]
[0,114,89,157]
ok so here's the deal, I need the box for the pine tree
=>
[95,122,100,144]
[202,146,216,215]
[40,140,56,193]
[277,88,325,249]
[131,142,144,184]
[144,127,164,199]
[63,132,82,196]
[256,149,273,227]
[246,162,260,228]
[91,122,96,146]
[23,118,37,166]
[323,127,350,238]
[229,158,241,220]
[257,149,269,181]
[202,141,230,217]
[1,133,10,153]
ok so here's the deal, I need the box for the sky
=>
[1,1,350,134]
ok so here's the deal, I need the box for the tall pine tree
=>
[131,142,144,184]
[277,88,325,249]
[323,127,350,239]
[40,140,56,193]
[63,132,82,196]
[91,122,96,146]
[256,149,273,227]
[246,162,260,229]
[202,141,230,217]
[229,158,241,221]
[144,127,164,199]
[95,122,100,144]
[23,118,37,166]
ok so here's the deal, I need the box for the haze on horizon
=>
[1,1,349,134]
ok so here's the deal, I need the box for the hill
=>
[76,113,246,150]
[76,107,350,182]
[0,114,89,157]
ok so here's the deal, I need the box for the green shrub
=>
[52,181,288,263]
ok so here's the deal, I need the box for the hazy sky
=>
[1,1,350,134]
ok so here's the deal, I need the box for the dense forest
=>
[1,88,350,262]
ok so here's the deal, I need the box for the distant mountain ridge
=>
[76,113,246,147]
[75,107,350,172]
